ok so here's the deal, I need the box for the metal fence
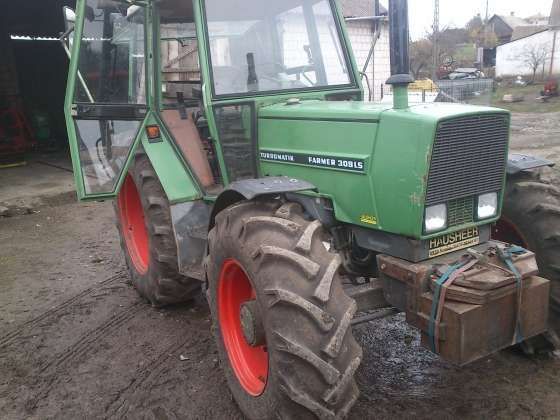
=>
[435,79,495,105]
[378,78,495,106]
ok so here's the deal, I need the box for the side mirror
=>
[63,6,76,26]
[61,6,76,48]
[127,5,142,18]
[63,6,76,35]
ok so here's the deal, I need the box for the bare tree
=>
[410,27,470,79]
[516,43,552,81]
[410,39,433,79]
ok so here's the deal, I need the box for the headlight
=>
[425,204,447,233]
[477,192,498,219]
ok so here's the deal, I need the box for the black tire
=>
[498,174,560,349]
[115,152,200,306]
[207,200,362,419]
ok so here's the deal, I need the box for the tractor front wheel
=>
[207,200,362,419]
[495,175,560,350]
[115,152,200,306]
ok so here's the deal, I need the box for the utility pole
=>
[481,0,490,69]
[432,0,439,80]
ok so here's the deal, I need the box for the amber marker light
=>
[146,125,161,140]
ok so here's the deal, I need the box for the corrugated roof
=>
[340,0,387,18]
[551,0,560,26]
[511,25,549,41]
[10,35,59,42]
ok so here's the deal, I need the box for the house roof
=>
[511,25,549,41]
[524,13,549,24]
[490,14,528,30]
[499,14,529,29]
[551,0,560,26]
[498,28,550,46]
[340,0,387,18]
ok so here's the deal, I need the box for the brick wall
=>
[346,21,390,101]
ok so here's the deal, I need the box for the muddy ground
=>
[1,112,560,420]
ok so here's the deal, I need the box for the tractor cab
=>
[62,0,362,200]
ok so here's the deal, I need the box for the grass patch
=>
[487,84,560,113]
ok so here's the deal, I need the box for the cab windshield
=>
[204,0,353,96]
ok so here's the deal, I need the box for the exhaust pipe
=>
[386,0,414,109]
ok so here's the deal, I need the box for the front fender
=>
[507,153,554,176]
[209,177,316,230]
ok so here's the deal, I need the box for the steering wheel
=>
[259,61,318,87]
[284,64,316,76]
[284,64,317,86]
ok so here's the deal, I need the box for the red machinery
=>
[0,96,35,164]
[542,79,559,97]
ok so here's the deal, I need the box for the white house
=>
[341,0,391,101]
[496,0,560,78]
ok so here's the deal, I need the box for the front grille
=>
[447,196,475,227]
[425,114,509,206]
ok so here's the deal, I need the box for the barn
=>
[0,1,76,163]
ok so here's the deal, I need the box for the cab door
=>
[64,0,148,200]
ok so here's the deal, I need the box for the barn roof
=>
[340,0,387,18]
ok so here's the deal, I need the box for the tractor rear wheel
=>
[495,175,560,350]
[207,200,362,419]
[115,152,200,306]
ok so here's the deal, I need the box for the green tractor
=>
[62,0,559,417]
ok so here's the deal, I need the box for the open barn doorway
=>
[0,1,78,211]
[0,1,76,164]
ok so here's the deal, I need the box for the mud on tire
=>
[115,152,200,306]
[207,200,362,419]
[498,174,560,347]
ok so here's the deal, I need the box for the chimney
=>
[550,0,560,27]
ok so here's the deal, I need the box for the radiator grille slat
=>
[447,196,475,227]
[425,114,509,208]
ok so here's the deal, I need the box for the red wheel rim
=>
[118,175,150,274]
[218,259,268,396]
[492,217,530,249]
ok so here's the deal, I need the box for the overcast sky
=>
[380,0,554,40]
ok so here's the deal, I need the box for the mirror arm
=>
[59,26,74,42]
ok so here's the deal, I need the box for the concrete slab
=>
[0,152,76,210]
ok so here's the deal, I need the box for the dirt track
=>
[1,112,560,419]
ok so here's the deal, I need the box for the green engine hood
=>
[259,100,392,122]
[257,100,510,240]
